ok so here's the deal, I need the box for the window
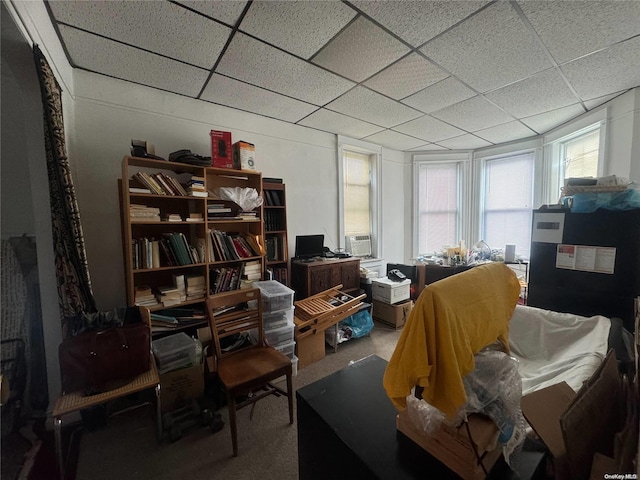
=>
[480,152,534,259]
[561,126,600,181]
[415,162,460,255]
[338,137,381,258]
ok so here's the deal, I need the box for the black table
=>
[297,355,546,480]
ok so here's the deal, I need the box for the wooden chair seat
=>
[217,347,291,391]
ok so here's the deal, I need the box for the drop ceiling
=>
[47,0,640,151]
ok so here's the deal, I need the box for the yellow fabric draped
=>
[383,263,520,418]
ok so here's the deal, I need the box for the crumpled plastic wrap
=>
[216,186,263,211]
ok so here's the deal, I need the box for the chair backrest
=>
[206,289,264,360]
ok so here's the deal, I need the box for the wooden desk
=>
[291,257,360,300]
[297,355,546,480]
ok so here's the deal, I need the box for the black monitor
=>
[294,234,324,260]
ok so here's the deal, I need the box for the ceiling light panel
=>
[437,134,492,150]
[298,109,384,139]
[174,0,248,26]
[325,86,422,128]
[401,77,475,113]
[363,53,448,100]
[58,25,209,97]
[520,104,585,134]
[474,121,537,144]
[362,130,429,151]
[49,1,230,69]
[421,1,552,93]
[431,96,514,132]
[561,36,640,101]
[201,74,317,123]
[217,33,354,106]
[518,0,640,64]
[392,115,466,142]
[311,16,410,83]
[486,68,578,118]
[351,0,490,47]
[239,1,356,59]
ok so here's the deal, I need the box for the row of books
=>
[263,190,283,206]
[187,175,207,197]
[150,307,207,332]
[131,171,188,196]
[132,234,206,269]
[130,204,161,222]
[264,210,285,231]
[268,266,289,286]
[265,235,283,262]
[210,260,262,294]
[208,229,261,262]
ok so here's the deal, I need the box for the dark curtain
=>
[33,45,96,337]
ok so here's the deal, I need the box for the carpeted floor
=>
[69,323,402,480]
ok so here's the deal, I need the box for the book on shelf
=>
[129,186,151,194]
[186,213,203,222]
[134,285,160,307]
[163,213,183,222]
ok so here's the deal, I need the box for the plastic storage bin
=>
[263,307,295,330]
[152,332,197,374]
[292,355,298,376]
[253,280,294,313]
[249,322,295,348]
[274,340,296,359]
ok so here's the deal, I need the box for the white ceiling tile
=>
[297,109,384,139]
[325,86,422,128]
[217,33,354,106]
[201,74,317,123]
[561,36,640,101]
[518,1,640,64]
[485,68,578,118]
[584,92,625,111]
[239,1,356,59]
[437,134,492,150]
[363,53,448,100]
[362,130,428,151]
[393,115,465,142]
[174,0,247,25]
[58,25,208,97]
[409,144,449,151]
[50,1,231,69]
[401,77,475,113]
[421,1,552,92]
[473,121,537,144]
[351,0,490,47]
[431,96,514,132]
[312,17,409,83]
[520,104,585,134]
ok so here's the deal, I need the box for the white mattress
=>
[508,304,610,396]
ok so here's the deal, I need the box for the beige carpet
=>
[74,323,402,480]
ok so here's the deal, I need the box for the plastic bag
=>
[340,310,374,338]
[216,186,263,211]
[571,183,640,213]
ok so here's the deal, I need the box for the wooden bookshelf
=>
[120,156,265,332]
[262,180,289,286]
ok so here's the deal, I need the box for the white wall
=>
[71,71,408,310]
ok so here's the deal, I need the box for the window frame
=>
[337,136,382,258]
[412,152,471,259]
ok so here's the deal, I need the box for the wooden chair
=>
[52,306,161,480]
[206,288,293,457]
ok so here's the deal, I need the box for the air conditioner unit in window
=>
[345,234,372,257]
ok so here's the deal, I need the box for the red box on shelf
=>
[210,130,233,168]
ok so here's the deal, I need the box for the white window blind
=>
[343,150,371,236]
[482,153,534,259]
[417,162,459,254]
[563,128,600,180]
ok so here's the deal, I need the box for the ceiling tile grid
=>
[201,74,317,123]
[420,1,553,93]
[50,1,231,69]
[238,1,356,60]
[325,86,423,128]
[57,25,209,97]
[311,16,410,83]
[298,108,385,139]
[46,0,640,152]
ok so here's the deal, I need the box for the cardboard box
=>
[210,130,232,168]
[372,299,413,329]
[295,329,325,369]
[521,350,621,480]
[397,409,502,480]
[233,141,256,170]
[159,360,204,412]
[371,277,411,304]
